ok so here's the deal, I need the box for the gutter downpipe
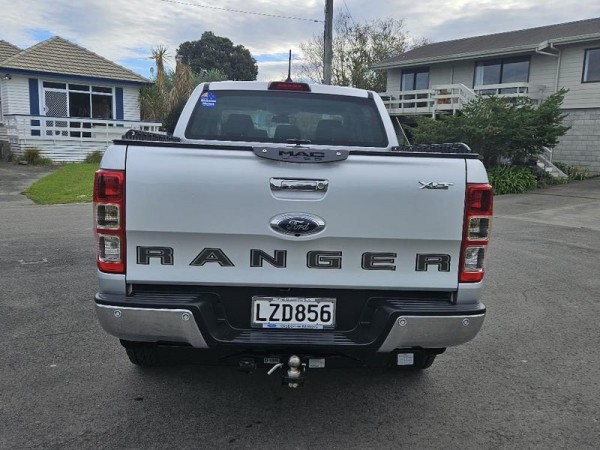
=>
[535,41,561,94]
[552,43,562,93]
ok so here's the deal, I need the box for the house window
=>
[474,57,530,87]
[401,68,429,91]
[42,82,114,119]
[583,48,600,82]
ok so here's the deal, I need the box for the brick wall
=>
[553,109,600,174]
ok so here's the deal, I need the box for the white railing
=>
[538,146,568,178]
[431,84,477,116]
[379,89,435,115]
[473,82,546,102]
[380,84,476,116]
[380,82,547,116]
[5,115,162,143]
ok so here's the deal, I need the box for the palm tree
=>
[170,55,194,110]
[139,46,171,122]
[140,46,227,127]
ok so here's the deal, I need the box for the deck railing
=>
[473,82,545,101]
[5,115,162,143]
[380,82,547,116]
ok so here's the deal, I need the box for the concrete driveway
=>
[0,160,56,205]
[0,177,599,449]
[494,176,600,230]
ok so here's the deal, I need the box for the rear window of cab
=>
[185,90,388,147]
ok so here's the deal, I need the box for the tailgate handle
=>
[270,178,329,192]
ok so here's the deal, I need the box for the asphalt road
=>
[1,171,599,449]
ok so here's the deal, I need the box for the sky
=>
[0,0,599,82]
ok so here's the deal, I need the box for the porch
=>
[2,115,162,162]
[379,82,547,117]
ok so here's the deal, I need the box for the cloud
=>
[0,0,598,81]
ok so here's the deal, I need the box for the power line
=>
[159,0,323,23]
[342,0,356,24]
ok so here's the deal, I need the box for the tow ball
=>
[268,355,306,388]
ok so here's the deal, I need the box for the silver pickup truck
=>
[93,81,492,385]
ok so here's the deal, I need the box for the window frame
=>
[582,47,600,83]
[473,56,531,87]
[40,81,115,118]
[400,67,430,91]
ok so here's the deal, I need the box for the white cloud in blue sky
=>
[0,0,598,81]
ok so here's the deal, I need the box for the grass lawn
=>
[25,163,99,204]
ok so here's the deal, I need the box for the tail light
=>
[459,183,493,283]
[94,170,125,274]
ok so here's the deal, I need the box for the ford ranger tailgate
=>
[124,145,466,290]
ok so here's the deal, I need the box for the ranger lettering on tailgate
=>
[136,246,452,272]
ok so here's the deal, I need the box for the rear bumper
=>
[95,289,485,353]
[96,304,208,348]
[377,314,484,352]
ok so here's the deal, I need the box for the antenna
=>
[286,50,293,82]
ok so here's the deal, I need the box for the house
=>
[373,17,600,173]
[0,37,160,162]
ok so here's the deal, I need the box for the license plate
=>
[251,296,336,329]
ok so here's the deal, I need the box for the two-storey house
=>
[373,17,600,173]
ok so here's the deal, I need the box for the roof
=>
[374,17,600,69]
[0,36,148,84]
[0,40,21,61]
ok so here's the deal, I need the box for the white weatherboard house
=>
[0,37,160,162]
[373,17,600,173]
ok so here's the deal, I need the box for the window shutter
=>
[115,87,124,120]
[28,79,40,115]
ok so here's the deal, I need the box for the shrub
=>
[409,89,571,168]
[162,100,186,134]
[21,148,53,166]
[553,162,591,181]
[535,170,568,188]
[487,166,537,195]
[84,151,103,164]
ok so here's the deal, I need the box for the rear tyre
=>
[121,340,161,367]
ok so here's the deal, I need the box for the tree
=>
[139,46,171,122]
[409,89,571,167]
[177,32,258,81]
[299,12,424,91]
[162,68,226,134]
[139,46,226,129]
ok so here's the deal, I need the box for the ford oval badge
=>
[270,213,326,237]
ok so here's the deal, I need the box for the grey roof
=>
[374,17,600,68]
[0,40,21,61]
[0,36,148,83]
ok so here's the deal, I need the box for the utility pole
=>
[323,0,333,84]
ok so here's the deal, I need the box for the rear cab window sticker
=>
[200,91,217,108]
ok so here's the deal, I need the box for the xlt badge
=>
[270,213,326,237]
[419,181,454,190]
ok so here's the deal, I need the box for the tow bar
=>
[268,355,306,388]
